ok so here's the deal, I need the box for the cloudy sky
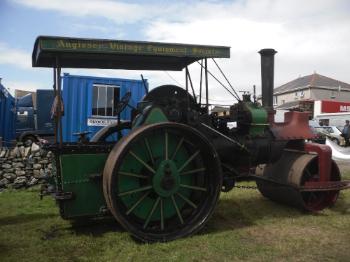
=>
[0,0,349,103]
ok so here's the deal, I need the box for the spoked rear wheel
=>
[103,122,222,242]
[300,158,341,211]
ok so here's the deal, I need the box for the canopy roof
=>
[32,36,230,71]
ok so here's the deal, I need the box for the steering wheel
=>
[115,91,131,115]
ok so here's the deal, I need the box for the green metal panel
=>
[144,108,168,125]
[59,153,108,218]
[133,107,168,127]
[245,103,268,136]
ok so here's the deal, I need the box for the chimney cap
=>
[259,48,277,56]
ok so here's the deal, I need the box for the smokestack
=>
[259,49,277,109]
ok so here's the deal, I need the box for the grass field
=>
[1,172,349,262]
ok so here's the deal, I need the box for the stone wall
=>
[0,142,52,191]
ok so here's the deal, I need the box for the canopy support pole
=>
[55,57,63,148]
[185,66,190,112]
[53,68,58,144]
[199,60,203,106]
[205,58,209,112]
[186,67,196,104]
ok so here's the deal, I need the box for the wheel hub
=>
[161,176,175,190]
[153,160,180,197]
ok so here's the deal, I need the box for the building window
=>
[273,96,278,105]
[92,84,120,117]
[300,90,304,97]
[331,91,336,99]
[294,91,299,100]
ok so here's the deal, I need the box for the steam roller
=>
[32,36,350,242]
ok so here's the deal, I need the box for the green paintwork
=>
[59,154,107,218]
[118,130,194,221]
[55,105,206,222]
[133,107,168,127]
[153,160,180,197]
[144,108,169,125]
[54,106,178,220]
[245,102,268,136]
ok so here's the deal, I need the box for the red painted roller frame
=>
[302,143,350,192]
[304,143,331,182]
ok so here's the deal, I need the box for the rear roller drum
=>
[103,122,222,242]
[256,152,341,212]
[299,157,340,211]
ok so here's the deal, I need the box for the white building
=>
[273,73,350,109]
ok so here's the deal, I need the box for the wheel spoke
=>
[118,185,153,197]
[305,168,312,179]
[171,195,184,224]
[160,198,164,231]
[129,150,156,174]
[165,131,168,160]
[180,167,206,176]
[180,184,207,192]
[178,150,200,172]
[309,193,315,201]
[144,138,155,167]
[309,192,319,202]
[119,171,148,179]
[176,192,197,209]
[126,191,151,215]
[171,137,184,160]
[143,197,161,229]
[304,168,319,181]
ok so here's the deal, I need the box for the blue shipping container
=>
[0,82,16,145]
[62,74,147,142]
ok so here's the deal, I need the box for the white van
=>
[314,112,350,127]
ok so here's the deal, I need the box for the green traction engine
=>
[33,36,350,242]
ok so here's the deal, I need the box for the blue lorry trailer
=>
[0,81,16,145]
[15,89,55,143]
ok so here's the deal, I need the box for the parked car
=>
[313,126,345,146]
[309,126,326,144]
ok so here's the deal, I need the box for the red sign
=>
[321,100,350,113]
